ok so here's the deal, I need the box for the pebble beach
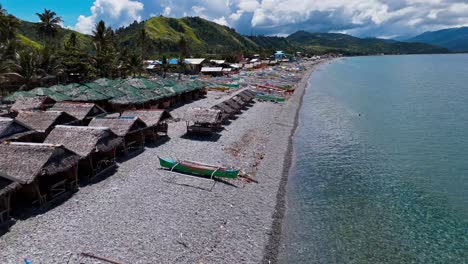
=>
[0,60,325,263]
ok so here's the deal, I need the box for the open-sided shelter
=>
[212,103,236,122]
[0,173,21,223]
[185,108,222,134]
[45,126,123,181]
[50,102,107,125]
[121,110,173,142]
[0,142,81,207]
[15,111,78,142]
[88,117,147,153]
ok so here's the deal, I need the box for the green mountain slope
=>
[407,27,468,52]
[18,20,93,50]
[116,16,258,56]
[286,31,449,55]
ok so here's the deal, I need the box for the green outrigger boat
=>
[158,157,240,179]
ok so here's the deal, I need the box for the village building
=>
[185,58,205,74]
[0,142,81,207]
[88,117,147,153]
[15,111,78,142]
[44,126,123,181]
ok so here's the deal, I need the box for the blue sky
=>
[3,0,468,39]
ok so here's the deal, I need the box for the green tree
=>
[36,9,63,43]
[178,37,188,80]
[92,20,112,53]
[140,28,147,60]
[126,53,143,77]
[14,49,41,90]
[66,32,79,48]
[0,14,20,43]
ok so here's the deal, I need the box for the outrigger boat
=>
[158,156,240,179]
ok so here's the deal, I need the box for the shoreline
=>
[0,60,328,263]
[261,60,327,264]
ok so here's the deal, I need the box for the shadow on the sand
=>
[181,133,221,142]
[116,147,145,163]
[145,136,171,149]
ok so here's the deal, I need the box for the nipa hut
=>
[0,117,40,142]
[0,173,21,223]
[10,96,55,113]
[88,117,147,153]
[121,110,173,142]
[224,98,243,113]
[237,90,255,104]
[45,126,122,181]
[185,108,222,134]
[50,102,107,125]
[212,103,236,122]
[231,96,247,109]
[15,111,78,142]
[0,142,81,207]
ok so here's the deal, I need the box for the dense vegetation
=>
[407,27,468,52]
[0,5,449,96]
[285,31,449,55]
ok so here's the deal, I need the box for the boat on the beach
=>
[158,157,240,179]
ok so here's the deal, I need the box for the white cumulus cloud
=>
[74,0,144,34]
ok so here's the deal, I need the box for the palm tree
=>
[0,4,7,16]
[126,53,143,77]
[36,9,63,42]
[0,15,20,43]
[14,50,41,90]
[67,32,79,48]
[92,20,112,53]
[178,37,188,80]
[140,28,147,59]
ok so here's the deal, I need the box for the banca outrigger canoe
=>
[159,157,240,179]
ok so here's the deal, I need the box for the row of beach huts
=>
[0,85,257,225]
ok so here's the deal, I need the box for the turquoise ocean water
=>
[279,55,468,263]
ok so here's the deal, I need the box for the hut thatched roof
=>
[16,111,77,133]
[0,117,33,140]
[224,98,242,110]
[121,110,173,127]
[232,96,246,106]
[50,102,106,121]
[237,92,254,102]
[10,97,55,112]
[0,142,81,184]
[88,117,147,137]
[212,103,236,115]
[44,125,123,158]
[0,174,21,197]
[185,108,221,124]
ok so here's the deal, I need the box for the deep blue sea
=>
[279,55,468,263]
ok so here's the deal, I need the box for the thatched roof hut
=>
[88,117,147,137]
[237,91,255,102]
[185,108,221,125]
[10,97,55,112]
[50,102,106,121]
[15,111,78,134]
[232,96,246,107]
[0,175,21,198]
[0,142,81,185]
[45,125,122,158]
[0,117,37,142]
[224,98,242,111]
[121,110,173,127]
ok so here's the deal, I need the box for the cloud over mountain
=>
[74,0,468,38]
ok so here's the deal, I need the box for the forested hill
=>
[407,27,468,52]
[16,15,448,56]
[284,31,449,55]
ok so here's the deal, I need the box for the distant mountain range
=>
[16,15,449,56]
[407,27,468,52]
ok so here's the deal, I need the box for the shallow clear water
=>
[279,55,468,263]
